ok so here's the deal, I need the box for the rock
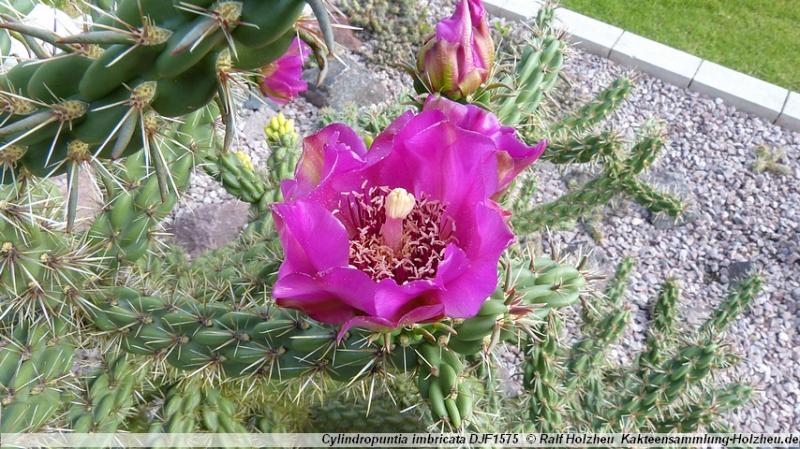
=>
[170,200,250,256]
[302,51,390,110]
[333,26,364,52]
[242,93,264,111]
[728,260,756,283]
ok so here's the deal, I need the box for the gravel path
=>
[174,4,799,432]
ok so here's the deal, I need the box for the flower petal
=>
[434,202,513,317]
[274,273,356,324]
[367,111,499,219]
[274,266,379,322]
[374,278,440,321]
[283,123,369,205]
[272,200,349,276]
[260,38,311,105]
[424,95,546,191]
[336,304,444,341]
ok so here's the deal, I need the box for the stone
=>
[483,0,542,21]
[242,94,264,111]
[170,200,250,257]
[333,26,364,52]
[728,260,755,283]
[302,52,390,111]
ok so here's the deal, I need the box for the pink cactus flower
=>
[259,38,311,105]
[272,97,545,338]
[417,0,494,100]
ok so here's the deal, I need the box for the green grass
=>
[560,0,800,91]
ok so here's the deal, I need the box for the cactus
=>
[0,320,74,432]
[513,259,761,432]
[0,0,334,226]
[66,353,146,432]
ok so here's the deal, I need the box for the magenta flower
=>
[259,38,311,105]
[272,97,545,337]
[417,0,494,100]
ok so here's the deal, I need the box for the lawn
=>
[560,0,800,92]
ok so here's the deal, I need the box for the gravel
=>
[173,2,799,432]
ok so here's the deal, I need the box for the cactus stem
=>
[58,30,135,46]
[305,0,335,56]
[0,16,78,53]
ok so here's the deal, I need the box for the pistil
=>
[382,187,415,252]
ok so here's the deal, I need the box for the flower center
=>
[334,183,456,284]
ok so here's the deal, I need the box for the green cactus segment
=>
[66,354,146,432]
[416,342,472,428]
[86,288,417,380]
[145,384,247,433]
[306,381,428,432]
[701,274,762,336]
[604,256,634,307]
[542,132,621,165]
[523,312,564,432]
[616,343,721,426]
[0,0,334,183]
[495,5,565,125]
[512,257,756,432]
[618,176,685,216]
[87,107,214,266]
[550,78,633,136]
[562,259,631,423]
[447,256,586,355]
[0,183,92,317]
[639,279,679,373]
[654,383,753,432]
[517,123,684,232]
[203,150,268,205]
[0,320,74,433]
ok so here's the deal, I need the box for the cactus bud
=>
[416,0,494,100]
[259,38,311,105]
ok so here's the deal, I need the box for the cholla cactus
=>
[515,258,761,433]
[0,0,758,439]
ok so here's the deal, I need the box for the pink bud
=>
[417,0,494,100]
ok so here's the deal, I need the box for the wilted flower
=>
[416,0,494,100]
[272,97,545,337]
[259,38,311,105]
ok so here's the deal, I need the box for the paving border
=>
[484,0,800,131]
